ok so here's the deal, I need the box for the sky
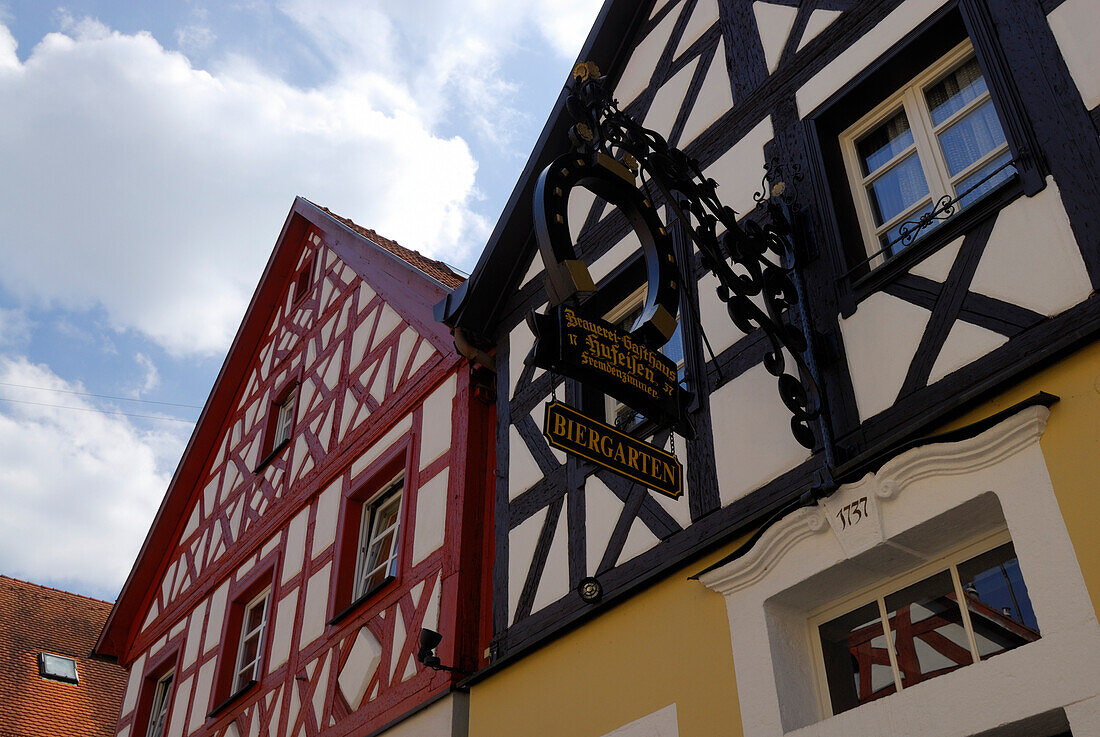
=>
[0,0,602,601]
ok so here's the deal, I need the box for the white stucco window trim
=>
[698,405,1100,737]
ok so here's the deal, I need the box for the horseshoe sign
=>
[528,150,691,436]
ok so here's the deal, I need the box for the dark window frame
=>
[132,646,180,737]
[254,374,301,473]
[803,0,1045,316]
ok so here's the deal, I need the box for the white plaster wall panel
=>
[531,501,570,615]
[394,329,415,383]
[675,0,719,57]
[337,627,382,710]
[312,655,331,727]
[204,581,229,654]
[797,0,948,116]
[696,272,740,355]
[679,39,733,147]
[311,480,342,557]
[268,591,298,671]
[508,320,538,398]
[408,339,436,377]
[317,404,334,451]
[142,600,159,630]
[182,504,201,541]
[926,320,1008,386]
[187,659,216,734]
[182,598,207,670]
[643,58,699,140]
[521,256,543,288]
[702,116,774,219]
[371,305,403,353]
[117,726,130,737]
[418,374,456,470]
[753,1,798,73]
[839,291,931,419]
[617,517,662,565]
[357,282,376,313]
[711,362,811,506]
[322,344,343,390]
[411,469,449,566]
[909,236,964,283]
[1048,0,1100,109]
[235,552,256,580]
[335,298,350,338]
[390,606,407,681]
[349,318,372,369]
[797,8,842,51]
[615,2,681,107]
[120,652,146,716]
[508,426,545,500]
[298,562,332,649]
[508,506,548,623]
[368,356,390,405]
[422,573,441,633]
[160,560,178,605]
[401,655,417,682]
[165,674,191,737]
[969,182,1092,317]
[585,478,626,576]
[600,703,679,737]
[568,186,598,245]
[291,435,310,481]
[349,415,412,478]
[286,683,301,735]
[338,391,358,440]
[650,0,675,19]
[590,230,643,284]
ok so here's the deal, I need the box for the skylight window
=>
[38,652,78,683]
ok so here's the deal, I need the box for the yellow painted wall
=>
[941,339,1100,619]
[467,537,748,737]
[470,341,1100,737]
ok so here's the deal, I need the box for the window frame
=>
[329,439,412,625]
[209,556,278,718]
[293,255,314,304]
[231,588,271,694]
[807,528,1040,717]
[839,41,1014,270]
[351,473,404,602]
[803,0,1046,315]
[37,652,79,684]
[143,669,175,737]
[255,377,299,472]
[132,647,179,737]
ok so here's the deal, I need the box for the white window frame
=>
[232,589,270,693]
[807,528,1036,716]
[352,475,404,600]
[272,392,295,448]
[697,405,1100,737]
[840,40,1012,268]
[144,670,174,737]
[602,286,684,430]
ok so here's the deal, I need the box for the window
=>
[804,2,1045,306]
[603,286,684,431]
[37,652,78,683]
[812,532,1039,716]
[352,476,403,600]
[293,257,313,303]
[272,393,295,449]
[841,42,1015,268]
[232,589,270,693]
[144,671,174,737]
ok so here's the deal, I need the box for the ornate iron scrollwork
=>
[560,62,826,452]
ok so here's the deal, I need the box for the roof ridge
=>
[310,202,466,289]
[0,575,114,606]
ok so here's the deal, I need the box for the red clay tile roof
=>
[0,576,127,737]
[316,206,467,289]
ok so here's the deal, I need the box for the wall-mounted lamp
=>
[417,628,469,674]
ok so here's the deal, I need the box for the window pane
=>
[857,109,915,176]
[818,601,892,715]
[238,633,260,671]
[882,570,972,689]
[926,57,989,126]
[244,600,266,633]
[955,149,1015,209]
[866,153,930,227]
[957,543,1041,659]
[936,98,1007,177]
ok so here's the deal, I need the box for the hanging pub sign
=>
[526,143,693,436]
[543,401,682,499]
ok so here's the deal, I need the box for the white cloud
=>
[0,17,485,357]
[0,357,189,599]
[0,306,31,346]
[175,24,216,55]
[134,352,160,395]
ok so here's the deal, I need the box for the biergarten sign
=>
[543,401,682,499]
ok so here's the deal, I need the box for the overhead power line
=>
[0,381,204,409]
[0,396,197,424]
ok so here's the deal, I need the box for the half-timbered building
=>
[437,1,1100,736]
[94,199,493,737]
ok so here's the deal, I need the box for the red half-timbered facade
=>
[95,198,492,737]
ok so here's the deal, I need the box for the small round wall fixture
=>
[577,576,603,604]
